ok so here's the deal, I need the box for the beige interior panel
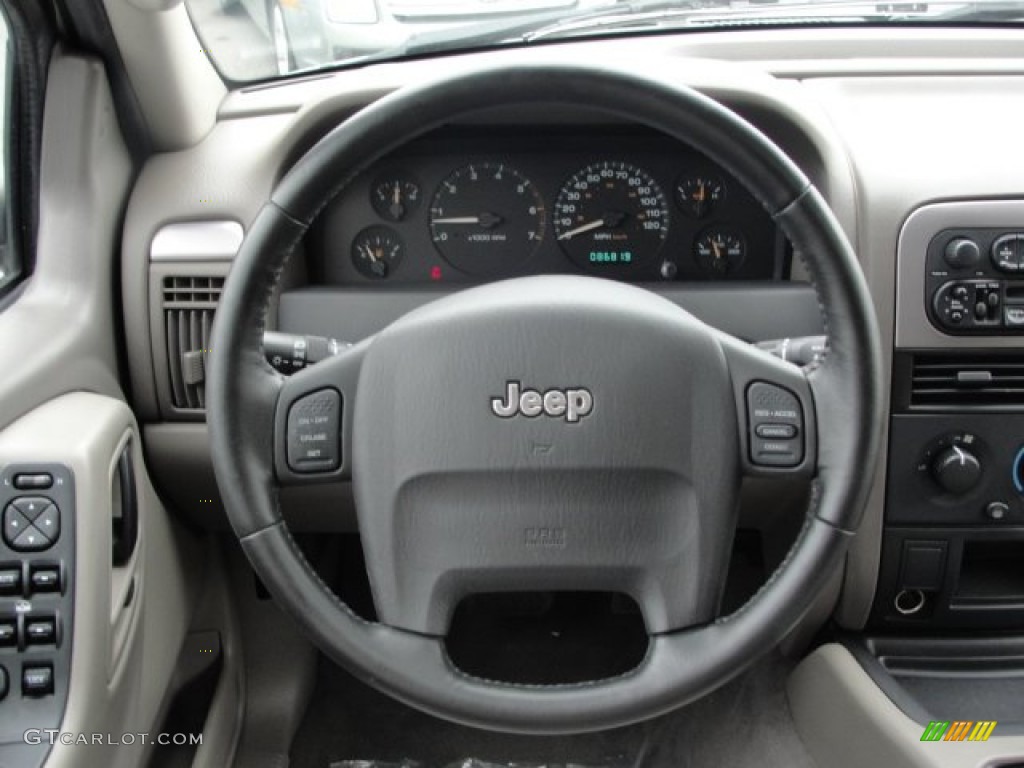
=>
[788,644,1024,768]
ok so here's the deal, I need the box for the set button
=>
[2,497,60,551]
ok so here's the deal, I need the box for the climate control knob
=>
[943,237,981,269]
[931,446,982,495]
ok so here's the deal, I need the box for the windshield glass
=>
[186,0,1024,82]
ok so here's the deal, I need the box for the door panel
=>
[0,394,200,768]
[0,49,202,768]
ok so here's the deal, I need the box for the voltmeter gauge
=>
[351,226,404,280]
[694,227,746,276]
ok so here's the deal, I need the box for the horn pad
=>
[352,276,741,636]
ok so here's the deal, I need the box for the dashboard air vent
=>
[911,353,1024,409]
[162,276,223,409]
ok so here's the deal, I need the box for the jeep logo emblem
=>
[491,381,593,423]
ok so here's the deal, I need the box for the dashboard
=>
[310,127,787,286]
[119,31,1024,653]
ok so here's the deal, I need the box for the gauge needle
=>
[559,211,626,241]
[433,212,503,228]
[393,183,400,205]
[362,244,378,263]
[711,240,722,259]
[558,219,605,241]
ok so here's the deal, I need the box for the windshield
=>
[187,0,1024,82]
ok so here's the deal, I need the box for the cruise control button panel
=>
[747,382,804,468]
[286,389,342,473]
[0,463,74,755]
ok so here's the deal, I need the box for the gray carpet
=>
[288,652,818,768]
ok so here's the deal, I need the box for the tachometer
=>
[429,163,545,276]
[553,161,669,269]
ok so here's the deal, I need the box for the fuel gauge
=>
[694,227,746,276]
[351,226,404,280]
[372,177,421,222]
[676,175,724,219]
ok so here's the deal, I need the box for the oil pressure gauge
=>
[351,226,404,280]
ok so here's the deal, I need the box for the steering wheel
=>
[207,61,882,735]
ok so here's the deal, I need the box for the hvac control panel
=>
[927,228,1024,333]
[0,464,74,765]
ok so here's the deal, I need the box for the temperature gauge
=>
[676,175,724,218]
[694,227,746,276]
[351,226,404,280]
[372,177,421,222]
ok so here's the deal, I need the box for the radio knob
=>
[944,238,981,269]
[932,446,982,495]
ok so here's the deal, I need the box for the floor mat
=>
[288,652,818,768]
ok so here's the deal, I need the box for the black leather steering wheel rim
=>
[207,61,883,734]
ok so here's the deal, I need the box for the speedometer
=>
[553,161,669,270]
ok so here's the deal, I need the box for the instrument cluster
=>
[311,127,788,285]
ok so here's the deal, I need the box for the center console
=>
[875,200,1024,629]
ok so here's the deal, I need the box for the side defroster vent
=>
[911,353,1024,409]
[162,276,223,410]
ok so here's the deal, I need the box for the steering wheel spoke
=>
[273,341,367,484]
[719,334,818,480]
